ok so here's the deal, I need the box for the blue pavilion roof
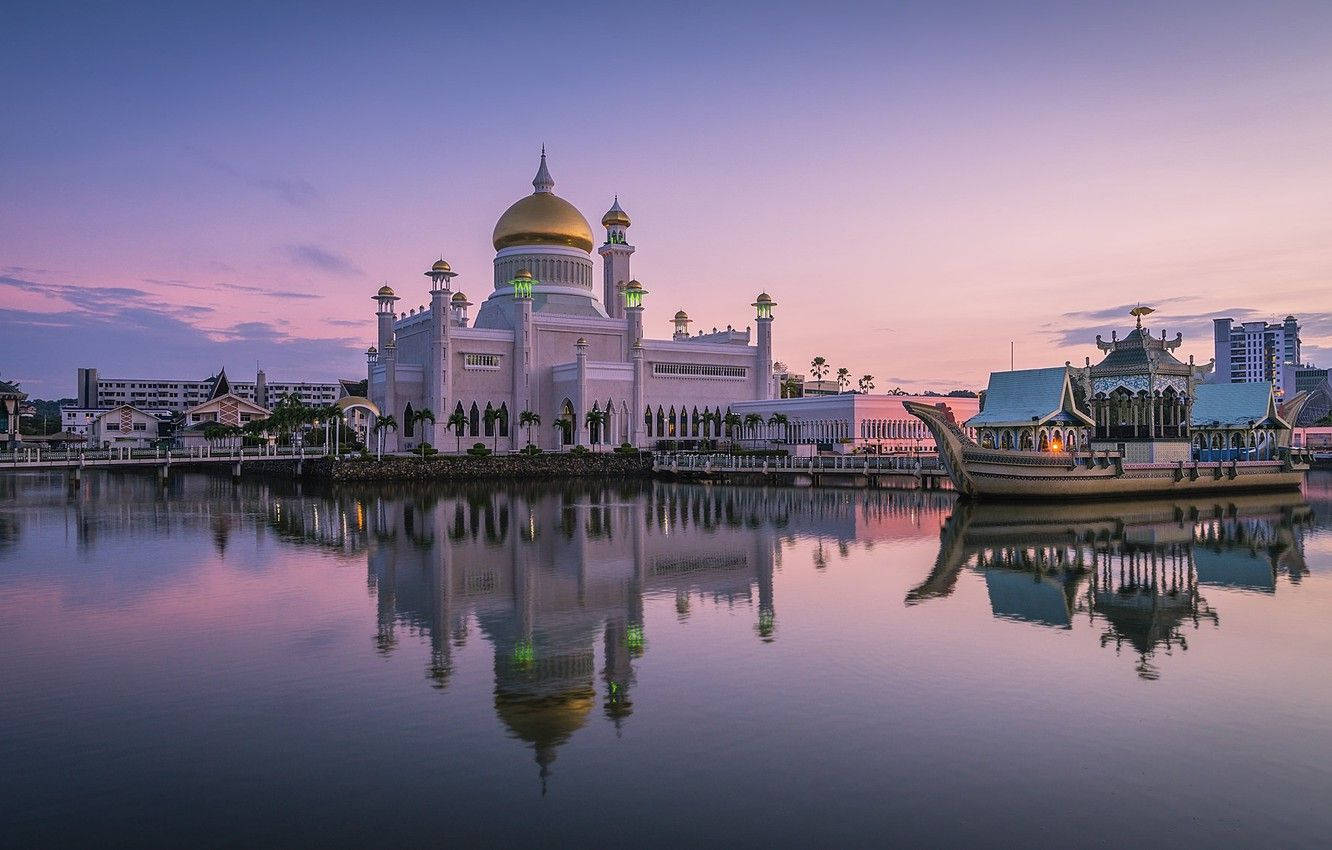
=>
[967,367,1079,427]
[1191,382,1281,428]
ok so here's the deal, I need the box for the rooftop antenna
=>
[1010,341,1014,371]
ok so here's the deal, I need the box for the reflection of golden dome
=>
[493,193,594,252]
[494,690,595,748]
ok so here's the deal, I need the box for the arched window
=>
[403,403,415,438]
[669,407,677,438]
[560,399,575,445]
[657,406,665,436]
[644,406,653,437]
[1020,431,1034,451]
[498,403,509,437]
[469,402,480,437]
[483,402,496,437]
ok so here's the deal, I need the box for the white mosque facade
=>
[368,152,776,452]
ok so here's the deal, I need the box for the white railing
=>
[0,444,311,467]
[653,452,943,473]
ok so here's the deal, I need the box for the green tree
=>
[585,407,607,446]
[858,374,875,393]
[700,409,719,440]
[411,407,436,459]
[483,405,502,452]
[518,410,540,447]
[810,357,829,382]
[723,412,743,441]
[836,367,850,392]
[767,412,790,443]
[373,414,397,459]
[743,412,764,438]
[446,409,467,453]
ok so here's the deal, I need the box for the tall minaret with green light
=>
[598,197,633,319]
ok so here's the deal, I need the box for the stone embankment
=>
[278,452,654,482]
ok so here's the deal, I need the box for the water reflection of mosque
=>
[909,494,1314,679]
[356,482,798,788]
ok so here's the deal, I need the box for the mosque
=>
[367,151,776,452]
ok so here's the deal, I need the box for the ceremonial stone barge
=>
[905,308,1312,500]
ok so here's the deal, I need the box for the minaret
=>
[574,337,589,447]
[624,280,646,363]
[598,196,634,319]
[511,268,534,450]
[374,284,399,352]
[671,310,691,341]
[426,259,458,447]
[631,339,645,447]
[752,293,775,400]
[383,340,398,452]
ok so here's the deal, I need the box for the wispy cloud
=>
[150,278,320,300]
[0,274,360,396]
[282,244,362,277]
[188,146,319,208]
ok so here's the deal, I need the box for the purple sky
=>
[3,1,1331,397]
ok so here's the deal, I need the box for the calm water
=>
[3,470,1332,848]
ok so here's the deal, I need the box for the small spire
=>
[533,148,554,193]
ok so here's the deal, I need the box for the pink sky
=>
[2,2,1330,396]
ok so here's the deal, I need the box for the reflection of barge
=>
[909,493,1312,678]
[904,308,1310,500]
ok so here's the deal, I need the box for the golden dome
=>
[625,279,643,290]
[431,259,451,272]
[754,292,773,303]
[451,291,468,303]
[493,192,594,252]
[673,310,689,320]
[492,152,594,252]
[601,196,631,228]
[513,268,533,281]
[376,285,396,298]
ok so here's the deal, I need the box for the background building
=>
[63,367,347,434]
[1212,315,1301,396]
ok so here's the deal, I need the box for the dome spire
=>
[533,146,554,194]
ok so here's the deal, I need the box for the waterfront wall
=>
[294,452,654,482]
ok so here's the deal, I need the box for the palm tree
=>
[373,414,397,459]
[585,407,607,447]
[810,356,829,382]
[552,415,573,447]
[723,412,743,443]
[446,409,467,453]
[483,406,501,452]
[743,412,764,439]
[767,412,790,444]
[411,407,435,459]
[858,374,875,393]
[518,410,540,447]
[700,409,719,440]
[781,378,802,398]
[836,367,850,392]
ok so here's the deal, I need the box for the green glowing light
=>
[626,623,645,654]
[512,639,535,668]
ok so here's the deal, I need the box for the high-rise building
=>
[1212,315,1301,396]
